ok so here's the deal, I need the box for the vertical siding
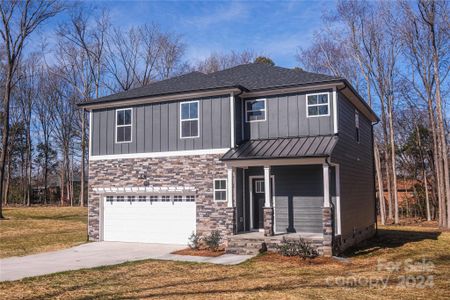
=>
[243,89,334,140]
[91,95,231,155]
[332,92,375,237]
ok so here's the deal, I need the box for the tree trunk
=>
[375,143,386,225]
[0,67,13,219]
[26,125,32,206]
[387,94,399,224]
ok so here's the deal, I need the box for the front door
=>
[252,179,266,229]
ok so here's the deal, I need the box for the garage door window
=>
[138,196,146,202]
[162,195,171,202]
[214,179,227,201]
[185,195,195,202]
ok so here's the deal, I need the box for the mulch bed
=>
[171,248,225,257]
[255,252,340,266]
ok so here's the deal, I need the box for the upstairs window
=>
[180,101,199,138]
[213,179,227,201]
[116,108,132,143]
[306,93,329,117]
[245,99,266,122]
[355,110,360,143]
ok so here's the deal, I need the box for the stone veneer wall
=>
[88,154,234,244]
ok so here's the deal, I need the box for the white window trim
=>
[180,100,200,139]
[245,98,266,123]
[115,108,133,143]
[306,92,330,118]
[213,178,227,202]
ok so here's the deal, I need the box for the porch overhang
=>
[220,136,337,167]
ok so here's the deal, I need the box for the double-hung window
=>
[213,179,227,201]
[116,108,132,143]
[306,93,329,117]
[180,101,199,138]
[245,99,266,122]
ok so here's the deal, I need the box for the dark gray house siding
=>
[237,165,329,234]
[91,95,231,156]
[332,92,376,237]
[242,89,334,140]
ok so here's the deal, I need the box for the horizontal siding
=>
[91,95,231,155]
[243,89,334,140]
[332,92,375,237]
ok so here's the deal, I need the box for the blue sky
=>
[38,0,334,68]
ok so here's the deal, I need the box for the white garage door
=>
[103,195,196,244]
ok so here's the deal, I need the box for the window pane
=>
[248,111,264,121]
[318,105,328,115]
[190,120,198,136]
[117,111,124,125]
[307,95,318,105]
[215,191,226,200]
[123,126,131,141]
[117,127,125,142]
[181,103,190,119]
[189,102,198,118]
[247,100,265,111]
[318,94,328,104]
[124,110,132,124]
[181,121,191,137]
[308,107,318,116]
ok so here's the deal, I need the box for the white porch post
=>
[335,164,341,235]
[264,166,271,207]
[227,167,234,207]
[323,164,330,208]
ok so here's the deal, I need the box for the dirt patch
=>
[171,248,225,257]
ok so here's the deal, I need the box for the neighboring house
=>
[79,63,379,256]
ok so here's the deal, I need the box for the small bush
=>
[204,230,221,252]
[277,237,319,260]
[188,232,201,250]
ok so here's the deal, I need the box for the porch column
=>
[264,166,271,207]
[323,164,330,208]
[227,167,234,208]
[322,163,333,256]
[263,166,274,236]
[226,166,236,236]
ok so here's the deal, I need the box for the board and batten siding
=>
[243,89,334,140]
[91,95,231,156]
[332,92,375,238]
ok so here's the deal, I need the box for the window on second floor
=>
[116,108,132,143]
[180,101,199,138]
[355,110,360,143]
[245,99,266,122]
[306,93,329,117]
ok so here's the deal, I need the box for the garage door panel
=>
[103,198,196,244]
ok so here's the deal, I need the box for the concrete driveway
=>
[0,242,254,282]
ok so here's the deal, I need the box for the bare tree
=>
[418,0,450,228]
[194,50,256,74]
[0,0,63,217]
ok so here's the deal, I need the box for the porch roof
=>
[221,135,338,161]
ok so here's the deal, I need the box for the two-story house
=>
[79,63,379,256]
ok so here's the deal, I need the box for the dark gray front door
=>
[252,179,265,229]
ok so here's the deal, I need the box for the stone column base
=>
[225,207,236,237]
[322,207,333,257]
[263,207,274,236]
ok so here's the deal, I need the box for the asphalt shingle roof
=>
[221,135,338,161]
[90,63,341,104]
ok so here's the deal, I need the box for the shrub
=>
[188,231,201,250]
[204,230,221,251]
[276,237,319,260]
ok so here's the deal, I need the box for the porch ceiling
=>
[221,135,337,161]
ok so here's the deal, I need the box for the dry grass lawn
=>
[1,224,449,299]
[0,206,87,258]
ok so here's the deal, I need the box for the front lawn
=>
[1,225,448,299]
[0,207,87,258]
